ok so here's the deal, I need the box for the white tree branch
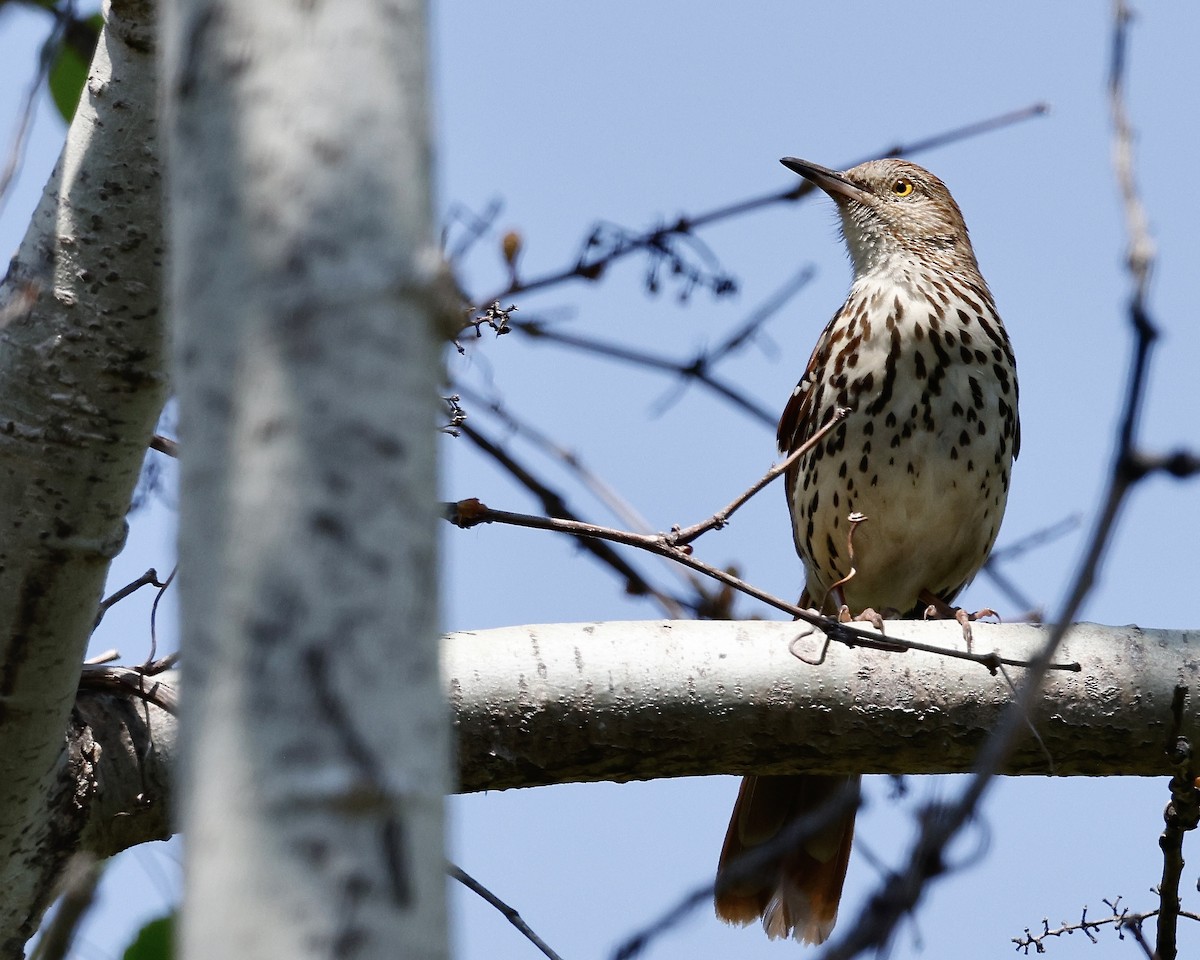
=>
[39,618,1192,883]
[0,0,165,952]
[447,619,1196,791]
[72,668,177,858]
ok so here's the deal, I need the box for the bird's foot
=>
[836,604,885,633]
[919,590,999,650]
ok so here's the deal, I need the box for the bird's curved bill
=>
[781,157,871,204]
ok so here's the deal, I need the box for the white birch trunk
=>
[0,0,165,952]
[160,0,447,957]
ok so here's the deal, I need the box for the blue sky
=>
[2,3,1199,958]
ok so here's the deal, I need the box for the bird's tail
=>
[715,773,859,945]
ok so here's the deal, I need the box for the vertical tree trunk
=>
[161,0,447,957]
[0,0,164,953]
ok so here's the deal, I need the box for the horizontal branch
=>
[445,619,1198,792]
[69,667,177,860]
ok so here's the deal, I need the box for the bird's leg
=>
[918,589,999,649]
[819,515,888,633]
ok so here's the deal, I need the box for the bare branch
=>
[449,864,567,960]
[978,515,1082,621]
[505,316,776,426]
[454,300,515,352]
[27,855,100,960]
[471,105,1047,308]
[145,565,176,666]
[1154,687,1200,960]
[1012,897,1196,956]
[0,10,64,213]
[94,568,167,630]
[612,784,859,960]
[1109,0,1154,309]
[442,198,503,263]
[458,422,693,619]
[704,264,816,366]
[986,515,1082,564]
[667,407,849,547]
[456,385,662,537]
[150,434,179,458]
[445,499,1081,675]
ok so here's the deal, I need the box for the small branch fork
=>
[445,407,1080,676]
[82,565,180,713]
[1012,896,1200,956]
[93,568,168,629]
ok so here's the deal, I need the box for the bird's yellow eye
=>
[892,178,914,198]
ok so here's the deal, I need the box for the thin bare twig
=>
[506,317,776,426]
[611,783,860,960]
[705,264,817,366]
[1013,897,1198,955]
[142,652,179,676]
[94,568,166,630]
[461,264,814,427]
[150,434,179,458]
[978,515,1082,621]
[0,5,67,214]
[985,515,1082,564]
[457,387,756,619]
[455,301,516,352]
[442,198,504,263]
[456,384,662,537]
[1109,0,1153,308]
[459,422,692,618]
[449,863,567,960]
[29,854,100,960]
[645,264,817,418]
[445,499,1081,675]
[145,565,177,666]
[472,104,1047,310]
[1156,687,1200,960]
[667,407,849,547]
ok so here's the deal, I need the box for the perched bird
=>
[714,157,1020,944]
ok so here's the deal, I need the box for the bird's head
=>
[782,157,980,279]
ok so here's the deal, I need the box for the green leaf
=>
[123,914,174,960]
[46,13,103,124]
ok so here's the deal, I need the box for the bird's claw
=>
[920,593,1000,650]
[837,604,885,633]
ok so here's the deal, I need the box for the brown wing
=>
[776,306,848,557]
[962,278,1020,461]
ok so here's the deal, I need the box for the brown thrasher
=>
[714,157,1019,944]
